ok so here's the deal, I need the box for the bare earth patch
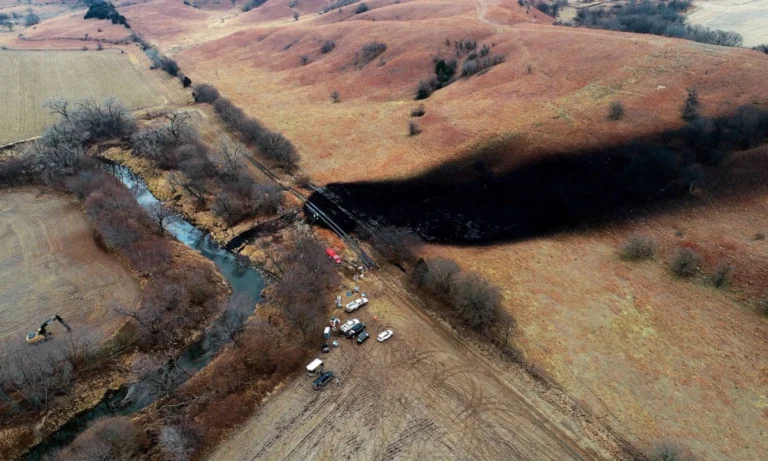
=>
[0,189,140,345]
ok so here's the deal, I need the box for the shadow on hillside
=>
[306,107,768,245]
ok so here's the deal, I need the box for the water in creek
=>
[22,164,266,460]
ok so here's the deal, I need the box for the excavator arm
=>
[28,315,72,343]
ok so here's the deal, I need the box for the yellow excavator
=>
[26,315,72,344]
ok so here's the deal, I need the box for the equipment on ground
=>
[26,315,72,344]
[313,371,334,390]
[325,248,342,264]
[307,358,324,376]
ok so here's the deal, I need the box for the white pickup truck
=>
[340,318,361,334]
[345,297,369,313]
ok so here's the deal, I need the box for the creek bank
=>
[21,164,266,461]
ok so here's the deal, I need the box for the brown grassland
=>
[3,0,768,458]
[118,0,768,457]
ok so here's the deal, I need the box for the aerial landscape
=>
[0,0,766,459]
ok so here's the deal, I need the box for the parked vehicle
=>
[306,358,323,376]
[345,322,366,338]
[356,331,370,344]
[345,297,369,313]
[313,371,334,390]
[340,319,360,334]
[377,329,393,342]
[323,326,331,339]
[321,344,331,353]
[325,248,342,264]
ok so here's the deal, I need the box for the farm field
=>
[0,189,140,345]
[0,49,182,146]
[688,0,768,47]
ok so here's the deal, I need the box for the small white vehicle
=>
[306,358,324,376]
[345,297,369,313]
[377,329,393,343]
[340,319,360,334]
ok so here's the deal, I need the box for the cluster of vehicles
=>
[307,248,393,390]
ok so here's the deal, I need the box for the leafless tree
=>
[164,111,197,144]
[169,171,209,205]
[147,202,174,234]
[414,257,460,296]
[58,330,100,374]
[0,341,73,412]
[214,137,246,179]
[372,226,421,266]
[159,425,195,461]
[49,416,138,461]
[449,271,501,330]
[258,131,300,170]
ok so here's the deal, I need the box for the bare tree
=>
[214,137,246,179]
[169,171,209,205]
[159,425,195,461]
[449,271,501,330]
[372,226,421,266]
[258,131,300,170]
[670,247,700,277]
[147,202,174,234]
[164,111,197,144]
[49,416,138,461]
[192,83,220,103]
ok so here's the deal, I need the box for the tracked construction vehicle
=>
[26,315,72,344]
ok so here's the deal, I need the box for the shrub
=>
[608,101,625,121]
[712,263,733,288]
[320,40,336,54]
[330,90,340,103]
[84,1,129,27]
[354,41,386,67]
[754,44,768,54]
[24,13,39,26]
[620,234,655,260]
[258,131,300,170]
[408,120,421,136]
[670,247,700,277]
[354,2,368,13]
[415,80,434,100]
[242,0,267,11]
[300,55,310,65]
[462,54,505,77]
[410,104,425,117]
[449,272,501,330]
[681,88,700,121]
[754,232,765,241]
[193,83,220,103]
[648,442,695,461]
[322,0,356,13]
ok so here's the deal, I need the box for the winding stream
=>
[23,164,266,460]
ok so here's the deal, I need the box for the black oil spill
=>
[307,107,768,244]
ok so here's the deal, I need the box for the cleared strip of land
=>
[0,49,172,145]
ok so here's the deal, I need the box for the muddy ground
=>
[209,266,630,461]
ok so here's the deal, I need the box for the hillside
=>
[90,0,768,458]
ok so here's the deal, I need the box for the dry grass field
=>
[0,49,184,145]
[0,189,140,345]
[688,0,768,47]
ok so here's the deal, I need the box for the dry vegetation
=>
[0,49,184,146]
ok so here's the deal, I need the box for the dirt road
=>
[209,267,629,461]
[0,189,140,344]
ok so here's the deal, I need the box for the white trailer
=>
[306,358,324,376]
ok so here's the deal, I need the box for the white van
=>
[306,358,324,376]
